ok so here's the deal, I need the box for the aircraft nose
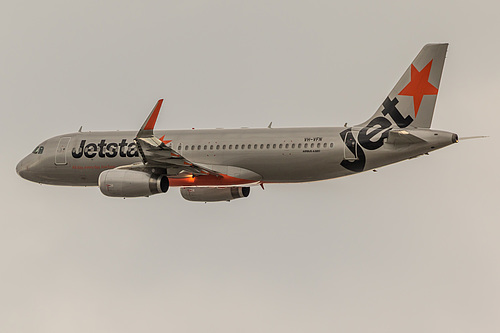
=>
[16,158,28,179]
[16,156,39,182]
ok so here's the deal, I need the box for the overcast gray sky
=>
[1,1,499,332]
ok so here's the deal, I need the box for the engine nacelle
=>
[98,169,169,198]
[180,187,250,202]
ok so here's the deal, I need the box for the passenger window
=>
[178,145,182,150]
[260,144,264,149]
[317,143,321,148]
[248,144,251,149]
[279,144,283,149]
[235,144,239,149]
[323,143,327,148]
[197,145,201,150]
[223,145,226,149]
[266,144,270,149]
[216,145,220,150]
[241,145,245,150]
[330,143,334,148]
[298,143,302,148]
[292,143,295,148]
[204,145,207,150]
[210,145,214,150]
[285,144,289,149]
[304,143,308,148]
[185,145,189,150]
[229,145,232,150]
[273,144,276,149]
[191,145,195,150]
[254,144,258,149]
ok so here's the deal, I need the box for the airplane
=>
[16,43,460,202]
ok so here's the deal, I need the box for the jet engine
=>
[98,169,169,198]
[180,187,250,202]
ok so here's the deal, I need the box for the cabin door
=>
[55,137,71,165]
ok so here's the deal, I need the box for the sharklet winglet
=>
[137,99,164,138]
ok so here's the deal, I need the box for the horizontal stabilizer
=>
[387,130,427,145]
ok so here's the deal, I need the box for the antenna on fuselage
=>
[78,126,82,132]
[267,122,272,129]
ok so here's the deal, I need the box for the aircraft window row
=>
[178,142,334,151]
[32,146,44,154]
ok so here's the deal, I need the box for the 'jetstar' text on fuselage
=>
[72,139,139,159]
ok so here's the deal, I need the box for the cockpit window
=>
[32,146,45,154]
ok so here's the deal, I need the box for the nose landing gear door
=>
[55,137,71,165]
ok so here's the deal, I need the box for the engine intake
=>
[99,169,169,198]
[180,187,250,202]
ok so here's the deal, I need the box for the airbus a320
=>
[17,44,461,202]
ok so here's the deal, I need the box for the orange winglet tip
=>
[143,99,164,131]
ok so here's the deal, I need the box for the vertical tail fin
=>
[358,43,448,129]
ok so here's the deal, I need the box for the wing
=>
[132,99,217,177]
[116,100,262,186]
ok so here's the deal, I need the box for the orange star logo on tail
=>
[399,60,438,117]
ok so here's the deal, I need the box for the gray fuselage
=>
[16,126,457,187]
